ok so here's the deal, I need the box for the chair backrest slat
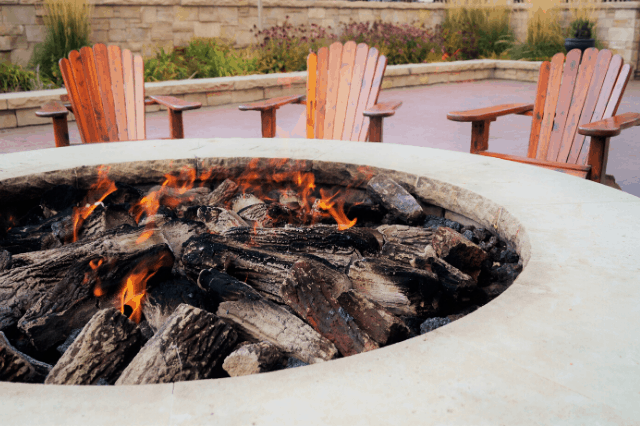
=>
[358,54,387,142]
[59,57,89,144]
[93,44,120,142]
[350,47,380,142]
[546,49,581,161]
[527,61,551,158]
[341,43,369,141]
[566,49,612,164]
[556,48,598,162]
[603,63,631,119]
[576,55,623,165]
[323,42,343,139]
[79,46,110,143]
[332,41,357,140]
[68,50,100,144]
[107,45,129,141]
[314,47,329,139]
[133,55,146,140]
[535,52,565,160]
[122,49,137,141]
[306,53,317,139]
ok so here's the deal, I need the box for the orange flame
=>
[71,167,117,243]
[118,252,173,324]
[316,188,357,230]
[82,257,106,297]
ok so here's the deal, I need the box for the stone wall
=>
[1,0,639,71]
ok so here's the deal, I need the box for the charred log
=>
[205,179,238,207]
[431,227,489,279]
[347,257,442,317]
[39,185,85,219]
[377,224,433,249]
[366,175,424,224]
[0,250,10,272]
[116,304,237,385]
[222,342,284,377]
[194,207,248,234]
[0,331,52,383]
[282,259,377,357]
[337,290,410,346]
[44,308,141,385]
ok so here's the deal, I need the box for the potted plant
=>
[565,18,595,53]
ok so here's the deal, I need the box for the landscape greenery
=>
[1,3,598,93]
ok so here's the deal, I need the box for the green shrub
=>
[144,38,257,82]
[31,0,92,86]
[340,21,443,65]
[0,61,56,93]
[253,20,335,74]
[440,6,514,60]
[508,8,565,61]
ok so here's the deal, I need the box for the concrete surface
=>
[1,79,639,197]
[0,138,639,425]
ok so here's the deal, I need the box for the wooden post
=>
[261,109,277,138]
[169,110,184,139]
[470,120,491,153]
[52,116,70,147]
[586,136,610,183]
[368,117,383,143]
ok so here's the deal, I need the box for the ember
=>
[0,159,522,385]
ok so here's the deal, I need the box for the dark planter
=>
[564,38,595,53]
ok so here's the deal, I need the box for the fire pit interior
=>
[0,158,522,385]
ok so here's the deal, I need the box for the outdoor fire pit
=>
[1,138,638,425]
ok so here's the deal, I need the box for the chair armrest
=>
[148,95,201,112]
[35,101,69,118]
[578,112,640,137]
[447,103,533,122]
[239,95,304,112]
[294,95,306,105]
[364,101,403,118]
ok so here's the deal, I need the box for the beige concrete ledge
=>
[0,138,638,425]
[0,59,542,130]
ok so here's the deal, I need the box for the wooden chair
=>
[239,41,402,143]
[36,44,202,147]
[447,48,640,187]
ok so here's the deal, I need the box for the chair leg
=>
[261,108,277,138]
[52,116,70,147]
[368,117,383,143]
[586,136,610,184]
[168,110,184,139]
[470,120,492,153]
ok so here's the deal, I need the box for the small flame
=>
[82,257,106,297]
[136,229,154,244]
[71,167,117,243]
[118,252,172,324]
[316,188,357,230]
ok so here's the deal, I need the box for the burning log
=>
[142,276,213,333]
[222,342,284,377]
[39,184,85,218]
[205,179,239,207]
[0,227,171,332]
[347,258,441,317]
[116,304,237,385]
[0,331,52,383]
[377,224,434,249]
[51,204,136,243]
[44,308,142,385]
[231,193,264,213]
[194,207,248,234]
[282,259,378,357]
[102,181,143,206]
[12,231,173,352]
[156,218,207,258]
[182,234,294,302]
[198,268,262,304]
[0,213,64,254]
[237,203,268,225]
[431,227,489,279]
[337,290,411,346]
[366,175,424,224]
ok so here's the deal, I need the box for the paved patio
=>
[2,79,639,197]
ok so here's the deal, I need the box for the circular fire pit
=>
[1,138,639,424]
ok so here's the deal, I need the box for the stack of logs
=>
[0,171,521,384]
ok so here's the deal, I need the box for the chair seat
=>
[477,151,591,178]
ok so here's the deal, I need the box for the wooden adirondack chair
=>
[447,48,640,187]
[239,41,402,142]
[35,43,202,147]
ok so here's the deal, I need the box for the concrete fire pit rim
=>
[1,138,638,425]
